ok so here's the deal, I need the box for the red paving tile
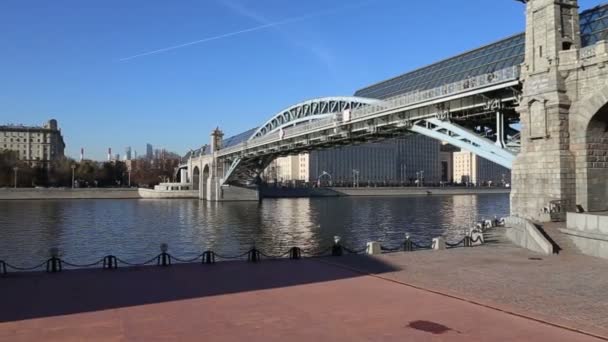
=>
[0,258,604,341]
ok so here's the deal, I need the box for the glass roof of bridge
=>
[581,3,608,46]
[355,3,608,100]
[223,127,258,148]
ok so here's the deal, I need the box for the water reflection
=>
[0,194,509,266]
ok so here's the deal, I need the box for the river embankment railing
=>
[0,234,484,276]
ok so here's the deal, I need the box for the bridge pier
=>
[512,0,608,220]
[186,128,260,202]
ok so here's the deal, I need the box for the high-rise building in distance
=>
[125,146,132,160]
[146,143,153,160]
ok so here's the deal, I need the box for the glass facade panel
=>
[356,4,608,100]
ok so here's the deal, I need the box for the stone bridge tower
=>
[512,0,608,220]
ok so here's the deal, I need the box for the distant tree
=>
[47,157,74,187]
[75,160,99,186]
[0,150,19,187]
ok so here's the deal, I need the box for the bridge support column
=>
[208,177,221,201]
[511,0,580,221]
[495,111,506,148]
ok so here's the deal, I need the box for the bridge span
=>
[181,0,608,223]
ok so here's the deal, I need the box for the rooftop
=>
[0,119,60,132]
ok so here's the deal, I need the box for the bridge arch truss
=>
[249,97,379,140]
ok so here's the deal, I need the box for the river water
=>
[0,194,509,267]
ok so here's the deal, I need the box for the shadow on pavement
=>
[0,256,398,323]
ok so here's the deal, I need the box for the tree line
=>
[0,150,180,188]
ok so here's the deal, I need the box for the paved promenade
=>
[0,240,606,341]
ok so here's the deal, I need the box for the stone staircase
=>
[537,222,581,255]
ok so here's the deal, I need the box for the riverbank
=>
[261,186,510,198]
[0,186,510,200]
[0,188,198,200]
[0,242,605,341]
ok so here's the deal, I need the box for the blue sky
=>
[0,0,601,160]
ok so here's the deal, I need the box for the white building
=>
[0,119,65,167]
[453,150,510,185]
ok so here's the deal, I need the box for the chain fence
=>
[0,233,485,275]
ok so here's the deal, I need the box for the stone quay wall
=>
[331,187,510,197]
[0,188,198,200]
[261,187,509,198]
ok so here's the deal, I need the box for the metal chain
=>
[411,241,433,249]
[62,258,105,268]
[258,249,293,259]
[445,238,466,248]
[214,251,251,260]
[115,255,159,267]
[342,245,367,254]
[4,260,48,271]
[301,245,332,257]
[171,253,204,263]
[380,245,402,252]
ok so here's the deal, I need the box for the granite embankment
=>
[0,188,198,200]
[261,186,510,198]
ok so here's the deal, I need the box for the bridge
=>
[181,0,608,223]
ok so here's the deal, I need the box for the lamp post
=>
[13,166,18,188]
[71,164,76,189]
[415,170,425,187]
[128,170,131,187]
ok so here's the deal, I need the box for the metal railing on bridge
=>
[351,66,520,120]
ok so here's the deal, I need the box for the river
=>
[0,194,509,267]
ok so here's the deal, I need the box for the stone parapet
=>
[504,216,553,255]
[564,212,608,259]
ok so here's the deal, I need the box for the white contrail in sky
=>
[117,1,374,62]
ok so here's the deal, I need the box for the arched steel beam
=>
[249,96,379,140]
[409,118,516,169]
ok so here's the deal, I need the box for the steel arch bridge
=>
[181,65,524,192]
[181,65,523,190]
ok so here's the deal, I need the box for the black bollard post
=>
[289,247,301,260]
[46,248,62,273]
[403,235,413,252]
[103,255,118,269]
[158,253,171,267]
[248,248,261,263]
[0,260,6,275]
[46,257,62,273]
[202,251,215,264]
[331,236,343,256]
[158,243,171,267]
